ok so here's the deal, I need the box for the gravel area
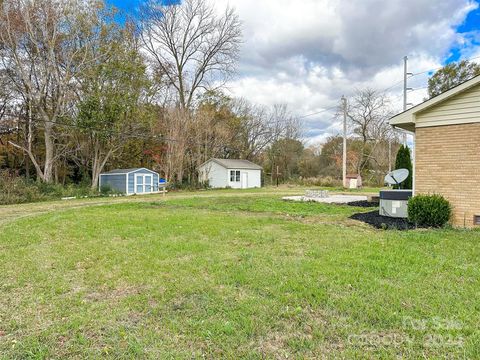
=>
[350,210,416,230]
[283,195,368,204]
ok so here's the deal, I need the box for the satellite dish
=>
[384,169,409,187]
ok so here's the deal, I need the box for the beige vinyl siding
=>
[416,83,480,128]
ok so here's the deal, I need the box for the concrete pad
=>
[283,194,368,204]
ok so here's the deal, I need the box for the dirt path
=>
[0,189,299,226]
[0,188,379,227]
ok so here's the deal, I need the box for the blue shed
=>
[99,168,161,195]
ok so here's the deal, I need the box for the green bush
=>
[34,181,100,199]
[0,171,44,205]
[408,194,452,227]
[394,145,413,189]
[0,171,104,205]
[294,176,342,187]
[99,184,113,195]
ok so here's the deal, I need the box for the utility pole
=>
[388,140,392,172]
[402,56,413,144]
[342,96,347,188]
[403,56,408,112]
[276,165,279,187]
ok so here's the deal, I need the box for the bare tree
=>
[0,0,105,182]
[158,108,189,182]
[183,99,238,183]
[140,0,242,111]
[0,70,12,130]
[344,88,394,173]
[233,101,301,160]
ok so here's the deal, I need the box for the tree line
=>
[0,0,472,189]
[0,0,308,188]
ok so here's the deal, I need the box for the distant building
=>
[346,174,362,189]
[198,158,262,189]
[99,168,161,195]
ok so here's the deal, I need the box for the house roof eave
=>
[389,74,480,130]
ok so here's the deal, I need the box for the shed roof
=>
[201,158,263,170]
[389,74,480,131]
[101,168,158,175]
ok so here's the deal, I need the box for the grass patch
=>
[160,195,367,219]
[0,194,479,358]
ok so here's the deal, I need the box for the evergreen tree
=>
[394,145,412,189]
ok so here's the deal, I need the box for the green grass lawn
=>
[1,193,479,358]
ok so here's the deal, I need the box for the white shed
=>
[198,158,262,189]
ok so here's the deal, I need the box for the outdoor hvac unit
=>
[379,190,412,218]
[379,169,412,218]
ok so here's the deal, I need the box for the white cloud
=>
[215,0,479,143]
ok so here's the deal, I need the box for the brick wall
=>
[415,123,480,227]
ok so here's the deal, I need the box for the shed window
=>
[230,170,240,182]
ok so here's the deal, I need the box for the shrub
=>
[35,181,100,199]
[99,184,113,195]
[408,194,452,227]
[394,145,413,189]
[0,171,103,205]
[0,171,44,205]
[295,176,342,187]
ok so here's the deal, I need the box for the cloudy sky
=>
[108,0,480,144]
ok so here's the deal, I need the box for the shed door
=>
[136,175,144,193]
[241,172,248,189]
[144,175,152,193]
[135,174,154,193]
[349,179,357,189]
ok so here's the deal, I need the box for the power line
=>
[297,106,338,119]
[295,78,408,120]
[3,116,252,155]
[6,55,480,143]
[409,86,428,91]
[410,55,480,77]
[381,78,408,92]
[297,54,480,120]
[3,116,172,142]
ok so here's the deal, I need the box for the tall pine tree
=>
[394,145,413,189]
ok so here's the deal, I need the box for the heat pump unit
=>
[379,190,412,218]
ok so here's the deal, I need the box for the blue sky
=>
[106,0,179,16]
[107,0,480,66]
[458,4,480,32]
[447,3,480,63]
[106,0,140,14]
[105,0,480,144]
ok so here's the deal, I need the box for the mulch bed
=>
[345,200,379,208]
[350,210,416,230]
